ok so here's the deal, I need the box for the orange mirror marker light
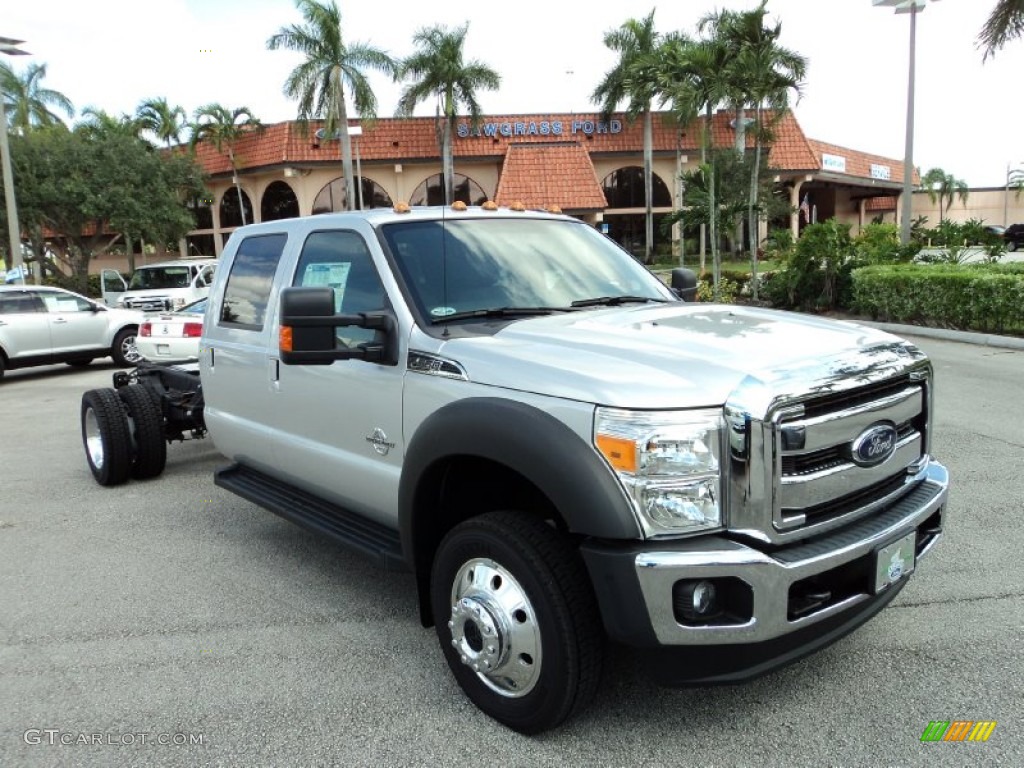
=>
[280,325,294,353]
[596,435,637,473]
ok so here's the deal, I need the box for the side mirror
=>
[279,286,397,366]
[670,268,699,302]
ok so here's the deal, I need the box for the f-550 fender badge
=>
[366,428,395,456]
[851,422,898,467]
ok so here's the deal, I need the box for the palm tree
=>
[77,107,142,139]
[655,34,731,294]
[593,10,662,264]
[395,23,500,206]
[714,2,806,298]
[979,0,1024,60]
[922,168,969,222]
[268,0,395,212]
[0,61,74,133]
[191,103,262,225]
[136,97,188,147]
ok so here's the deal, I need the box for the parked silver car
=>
[0,285,145,379]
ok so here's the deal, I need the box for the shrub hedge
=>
[851,264,1024,335]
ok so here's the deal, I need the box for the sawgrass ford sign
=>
[457,118,623,139]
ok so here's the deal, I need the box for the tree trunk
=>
[707,105,720,301]
[699,111,708,275]
[734,104,746,257]
[748,105,763,302]
[125,234,136,274]
[443,120,455,205]
[643,108,654,264]
[334,67,356,212]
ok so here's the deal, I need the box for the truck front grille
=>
[774,376,928,537]
[726,360,933,546]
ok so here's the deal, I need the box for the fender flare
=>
[399,397,639,576]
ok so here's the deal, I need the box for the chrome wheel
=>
[448,557,542,697]
[84,407,105,469]
[121,334,141,363]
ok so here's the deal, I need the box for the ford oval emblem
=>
[851,423,898,467]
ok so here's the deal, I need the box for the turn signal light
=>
[183,322,203,338]
[280,326,293,352]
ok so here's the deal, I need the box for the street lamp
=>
[1005,162,1023,227]
[873,0,939,246]
[0,35,29,285]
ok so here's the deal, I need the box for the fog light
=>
[675,579,718,622]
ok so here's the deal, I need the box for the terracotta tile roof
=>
[866,196,898,211]
[493,142,606,212]
[806,138,918,185]
[187,110,830,177]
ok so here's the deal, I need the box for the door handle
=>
[52,318,68,324]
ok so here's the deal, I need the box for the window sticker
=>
[301,262,352,313]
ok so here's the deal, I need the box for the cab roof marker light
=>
[510,201,526,211]
[394,201,411,213]
[482,200,499,211]
[451,200,467,211]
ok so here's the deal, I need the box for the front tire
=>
[430,511,604,734]
[111,326,141,367]
[118,384,166,479]
[81,388,132,486]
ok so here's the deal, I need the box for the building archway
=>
[261,180,300,222]
[601,166,671,208]
[600,166,672,258]
[220,187,253,228]
[311,176,393,213]
[409,173,488,207]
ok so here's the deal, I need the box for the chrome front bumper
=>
[583,461,948,649]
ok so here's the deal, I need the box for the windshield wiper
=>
[570,295,668,308]
[430,306,571,324]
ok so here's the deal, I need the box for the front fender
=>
[399,397,639,575]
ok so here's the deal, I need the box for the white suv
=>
[0,285,145,378]
[101,259,217,311]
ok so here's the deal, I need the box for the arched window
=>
[408,173,488,207]
[261,180,299,222]
[220,187,253,228]
[601,166,671,209]
[311,176,393,214]
[189,194,213,230]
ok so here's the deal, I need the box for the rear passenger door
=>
[200,232,290,474]
[0,291,50,360]
[274,229,404,526]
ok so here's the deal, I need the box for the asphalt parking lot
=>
[1,334,1021,767]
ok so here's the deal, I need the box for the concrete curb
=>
[856,321,1024,351]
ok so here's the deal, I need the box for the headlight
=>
[595,407,724,538]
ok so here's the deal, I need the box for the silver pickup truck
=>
[80,205,949,733]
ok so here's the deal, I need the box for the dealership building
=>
[166,108,927,260]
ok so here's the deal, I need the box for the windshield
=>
[128,266,193,290]
[381,217,673,322]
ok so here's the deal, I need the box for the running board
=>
[214,463,407,572]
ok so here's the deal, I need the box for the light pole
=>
[873,0,938,246]
[0,36,29,285]
[1005,162,1023,227]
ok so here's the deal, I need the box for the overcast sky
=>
[5,0,1022,188]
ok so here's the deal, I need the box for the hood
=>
[437,304,922,409]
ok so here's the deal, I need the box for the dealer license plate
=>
[874,531,917,592]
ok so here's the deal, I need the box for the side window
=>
[292,230,387,348]
[0,293,45,314]
[220,234,288,330]
[39,292,93,313]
